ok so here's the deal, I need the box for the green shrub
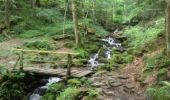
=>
[68,79,82,86]
[86,89,99,100]
[23,40,53,50]
[20,30,44,38]
[144,52,170,68]
[57,87,81,100]
[48,83,64,93]
[42,93,56,100]
[146,81,170,100]
[123,17,165,49]
[36,8,62,23]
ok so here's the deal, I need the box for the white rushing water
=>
[29,77,61,100]
[88,37,122,70]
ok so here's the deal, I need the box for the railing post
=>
[19,51,24,71]
[66,54,72,80]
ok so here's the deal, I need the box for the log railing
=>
[13,48,79,79]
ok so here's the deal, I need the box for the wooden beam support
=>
[19,51,24,71]
[66,54,72,80]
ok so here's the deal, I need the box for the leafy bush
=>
[36,8,62,23]
[0,68,26,100]
[68,79,82,86]
[146,81,170,100]
[57,87,81,100]
[144,53,170,68]
[20,30,44,38]
[23,40,53,50]
[123,17,165,49]
[47,83,64,93]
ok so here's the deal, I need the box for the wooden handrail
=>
[13,48,79,55]
[13,48,80,80]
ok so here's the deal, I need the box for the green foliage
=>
[124,17,165,48]
[75,48,89,59]
[0,34,8,42]
[42,93,56,100]
[86,89,99,100]
[36,8,62,23]
[156,68,168,81]
[146,81,170,100]
[47,83,64,93]
[144,52,170,68]
[23,40,53,50]
[57,87,81,100]
[0,68,26,100]
[19,30,44,38]
[68,79,82,86]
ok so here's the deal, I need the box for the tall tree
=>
[166,0,170,56]
[71,0,81,47]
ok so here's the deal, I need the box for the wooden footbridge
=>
[12,49,92,79]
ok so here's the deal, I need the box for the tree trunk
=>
[166,0,170,56]
[71,0,81,47]
[5,0,10,30]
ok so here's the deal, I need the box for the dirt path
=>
[89,57,146,100]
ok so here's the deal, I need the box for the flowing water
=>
[29,77,61,100]
[88,36,123,70]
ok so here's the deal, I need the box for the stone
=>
[118,75,129,79]
[123,88,135,93]
[124,84,134,89]
[92,82,105,87]
[110,82,122,87]
[109,78,117,83]
[96,88,103,94]
[103,90,114,96]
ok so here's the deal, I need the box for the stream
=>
[29,33,124,100]
[29,77,61,100]
[88,36,123,69]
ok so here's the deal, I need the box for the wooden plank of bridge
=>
[16,67,92,77]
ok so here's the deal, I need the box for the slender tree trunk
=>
[31,0,35,8]
[71,0,81,47]
[166,0,170,56]
[63,0,69,37]
[5,0,10,30]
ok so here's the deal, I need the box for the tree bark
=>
[71,0,81,47]
[166,0,170,56]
